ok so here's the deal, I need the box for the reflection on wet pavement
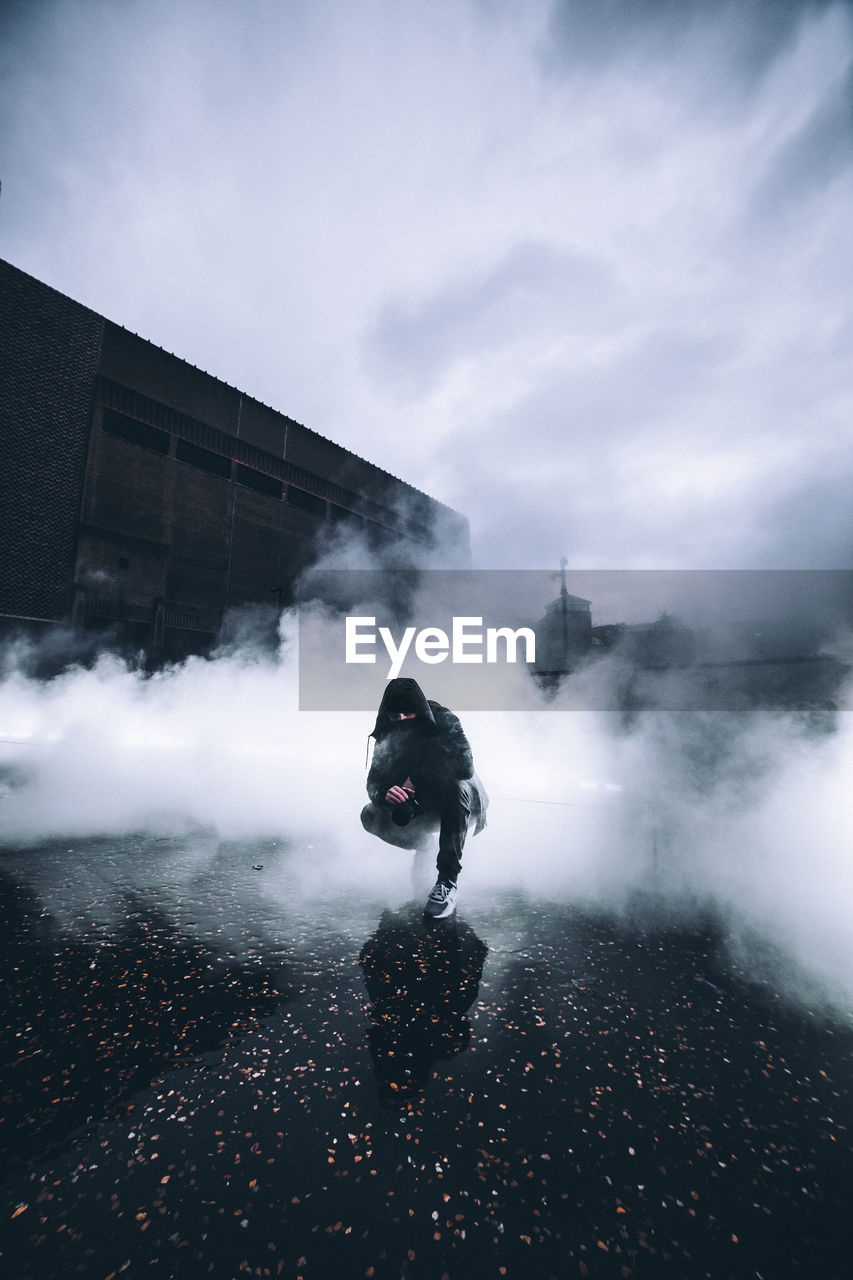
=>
[360,909,488,1108]
[1,835,852,1279]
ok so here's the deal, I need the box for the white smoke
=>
[1,616,851,1010]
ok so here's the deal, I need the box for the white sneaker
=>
[424,879,458,918]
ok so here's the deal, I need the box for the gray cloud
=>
[434,300,850,570]
[362,239,618,400]
[1,0,851,571]
[756,468,853,567]
[544,0,847,90]
[749,62,853,217]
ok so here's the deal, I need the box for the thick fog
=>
[1,606,851,1011]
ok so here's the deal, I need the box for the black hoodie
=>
[366,677,474,808]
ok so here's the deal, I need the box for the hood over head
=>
[370,677,436,739]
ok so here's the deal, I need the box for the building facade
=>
[0,259,468,659]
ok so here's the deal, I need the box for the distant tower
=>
[533,558,592,674]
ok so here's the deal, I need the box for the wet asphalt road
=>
[1,835,852,1280]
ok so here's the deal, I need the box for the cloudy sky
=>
[2,0,851,570]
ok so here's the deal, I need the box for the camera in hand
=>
[389,795,421,827]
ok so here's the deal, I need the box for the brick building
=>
[0,259,468,659]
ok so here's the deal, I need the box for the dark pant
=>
[360,779,474,885]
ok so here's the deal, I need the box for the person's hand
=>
[385,778,415,805]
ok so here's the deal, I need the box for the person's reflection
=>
[359,907,488,1107]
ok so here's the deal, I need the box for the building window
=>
[235,464,283,498]
[101,408,170,455]
[176,439,232,478]
[286,487,326,517]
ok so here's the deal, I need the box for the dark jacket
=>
[366,679,486,830]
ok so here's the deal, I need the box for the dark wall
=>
[228,485,282,608]
[100,323,242,437]
[0,260,104,620]
[1,258,470,652]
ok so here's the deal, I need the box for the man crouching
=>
[361,677,487,918]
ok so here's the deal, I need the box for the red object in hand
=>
[386,778,415,804]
